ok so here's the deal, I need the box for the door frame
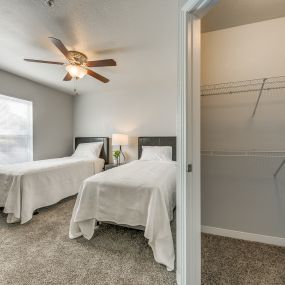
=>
[177,1,217,284]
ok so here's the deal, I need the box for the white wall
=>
[201,18,285,237]
[73,1,178,161]
[0,70,74,160]
[202,17,285,84]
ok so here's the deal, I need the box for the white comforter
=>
[0,157,104,224]
[69,160,176,271]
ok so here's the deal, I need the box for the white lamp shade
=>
[112,133,129,146]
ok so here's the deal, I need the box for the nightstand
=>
[104,163,125,171]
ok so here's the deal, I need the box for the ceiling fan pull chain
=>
[73,77,79,96]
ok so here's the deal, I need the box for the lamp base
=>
[119,145,126,164]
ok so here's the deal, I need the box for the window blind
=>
[0,95,33,164]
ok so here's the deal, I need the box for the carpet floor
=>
[0,197,176,285]
[202,234,285,285]
[1,198,285,285]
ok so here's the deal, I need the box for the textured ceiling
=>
[0,0,177,95]
[202,0,285,33]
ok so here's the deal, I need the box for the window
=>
[0,95,33,164]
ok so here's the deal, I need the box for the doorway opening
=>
[200,1,285,284]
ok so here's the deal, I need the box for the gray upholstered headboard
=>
[74,137,109,164]
[138,137,177,161]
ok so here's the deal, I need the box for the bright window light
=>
[0,95,33,164]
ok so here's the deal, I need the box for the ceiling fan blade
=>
[86,59,117,67]
[63,73,72,81]
[24,59,64,65]
[49,37,69,58]
[86,69,109,83]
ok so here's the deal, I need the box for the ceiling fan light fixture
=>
[65,64,87,79]
[24,37,115,83]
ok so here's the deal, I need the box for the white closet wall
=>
[201,17,285,238]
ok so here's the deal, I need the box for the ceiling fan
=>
[24,37,116,83]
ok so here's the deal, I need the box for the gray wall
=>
[0,70,74,160]
[201,18,285,237]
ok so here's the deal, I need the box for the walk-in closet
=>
[200,1,285,283]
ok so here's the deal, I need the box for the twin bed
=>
[70,137,177,271]
[0,137,109,224]
[0,136,176,271]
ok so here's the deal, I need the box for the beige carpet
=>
[0,197,176,285]
[202,234,285,284]
[1,198,285,285]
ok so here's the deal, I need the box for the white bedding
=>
[0,157,104,224]
[69,160,176,271]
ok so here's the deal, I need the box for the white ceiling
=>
[2,0,284,94]
[0,0,177,95]
[202,0,285,33]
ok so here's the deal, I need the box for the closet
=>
[201,17,285,240]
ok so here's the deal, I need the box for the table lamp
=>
[112,133,129,164]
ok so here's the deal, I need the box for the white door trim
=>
[177,1,217,284]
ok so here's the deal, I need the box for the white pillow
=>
[140,146,172,161]
[73,142,103,158]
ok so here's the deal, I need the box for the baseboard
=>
[202,226,285,247]
[176,272,181,285]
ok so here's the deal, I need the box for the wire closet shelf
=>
[201,76,285,177]
[201,150,285,158]
[201,76,285,97]
[201,151,285,178]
